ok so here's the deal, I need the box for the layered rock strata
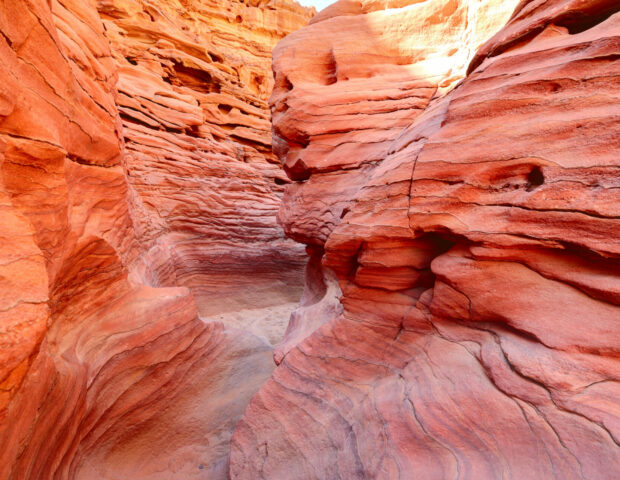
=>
[0,0,312,478]
[231,0,620,478]
[98,0,309,316]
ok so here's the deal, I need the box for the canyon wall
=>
[0,0,312,479]
[231,0,620,478]
[98,0,309,319]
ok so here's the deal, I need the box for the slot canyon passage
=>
[0,0,619,479]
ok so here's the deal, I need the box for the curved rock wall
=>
[98,0,310,317]
[0,0,312,478]
[231,0,620,478]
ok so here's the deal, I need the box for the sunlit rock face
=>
[0,0,312,478]
[230,0,620,478]
[272,0,522,247]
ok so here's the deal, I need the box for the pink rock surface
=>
[231,1,620,478]
[98,0,311,315]
[0,0,312,478]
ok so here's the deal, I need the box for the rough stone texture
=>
[98,0,309,316]
[0,0,312,478]
[272,0,523,247]
[231,1,620,479]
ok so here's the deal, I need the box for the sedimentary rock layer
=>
[0,0,312,478]
[231,0,620,478]
[98,0,309,315]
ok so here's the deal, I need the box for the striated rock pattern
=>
[0,0,312,479]
[231,0,620,479]
[98,0,309,316]
[272,0,523,247]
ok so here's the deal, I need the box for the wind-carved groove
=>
[67,154,114,169]
[488,25,545,60]
[119,108,159,128]
[277,74,294,92]
[208,51,223,63]
[166,61,222,93]
[0,29,13,48]
[469,3,620,74]
[324,49,338,86]
[483,338,588,478]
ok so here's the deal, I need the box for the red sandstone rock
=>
[273,0,523,246]
[0,0,312,478]
[231,0,620,478]
[98,0,310,315]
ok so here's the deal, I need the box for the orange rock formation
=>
[0,0,312,478]
[99,0,311,315]
[2,0,619,478]
[231,0,620,478]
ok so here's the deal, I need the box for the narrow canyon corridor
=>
[1,0,619,479]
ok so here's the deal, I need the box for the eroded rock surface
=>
[98,0,309,317]
[231,0,620,478]
[0,0,312,478]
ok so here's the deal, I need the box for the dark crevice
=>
[280,75,293,92]
[120,109,157,128]
[250,73,264,95]
[208,51,223,63]
[419,233,458,257]
[324,50,337,86]
[67,154,112,168]
[162,124,184,134]
[548,81,561,93]
[0,29,13,48]
[283,158,311,182]
[218,104,233,114]
[555,4,620,35]
[526,166,545,191]
[167,62,221,93]
[557,240,620,265]
[185,125,201,138]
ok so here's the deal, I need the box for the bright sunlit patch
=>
[297,0,336,12]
